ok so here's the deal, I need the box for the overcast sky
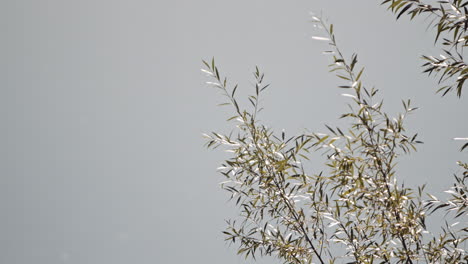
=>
[2,1,467,263]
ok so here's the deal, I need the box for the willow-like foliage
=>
[382,0,468,98]
[203,16,467,264]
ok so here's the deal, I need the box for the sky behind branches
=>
[2,1,467,263]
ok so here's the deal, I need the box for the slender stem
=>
[274,179,326,264]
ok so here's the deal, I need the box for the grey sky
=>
[2,1,467,263]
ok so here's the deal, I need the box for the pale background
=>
[2,1,467,263]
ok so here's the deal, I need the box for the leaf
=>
[227,115,238,121]
[325,124,336,134]
[350,54,358,71]
[202,60,210,69]
[261,84,270,92]
[337,75,351,81]
[397,3,413,20]
[461,142,468,151]
[311,36,331,41]
[232,84,238,97]
[356,67,365,81]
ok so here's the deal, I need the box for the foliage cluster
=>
[383,0,468,97]
[203,2,467,263]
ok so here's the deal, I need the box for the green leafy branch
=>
[382,0,468,97]
[203,14,467,264]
